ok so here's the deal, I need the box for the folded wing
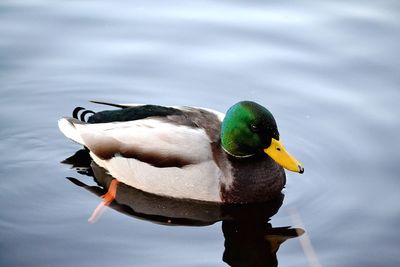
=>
[58,117,214,168]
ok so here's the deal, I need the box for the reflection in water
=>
[223,221,301,267]
[63,150,303,266]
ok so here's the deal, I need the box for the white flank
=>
[91,153,223,202]
[75,119,212,164]
[58,116,227,202]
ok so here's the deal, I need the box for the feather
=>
[58,118,85,144]
[90,153,222,202]
[59,117,213,165]
[90,100,132,109]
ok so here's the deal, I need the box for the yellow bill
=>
[264,138,304,173]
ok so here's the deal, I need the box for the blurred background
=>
[1,0,399,266]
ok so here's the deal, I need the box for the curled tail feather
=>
[72,106,95,122]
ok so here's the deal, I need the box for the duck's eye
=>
[250,124,259,132]
[277,147,281,151]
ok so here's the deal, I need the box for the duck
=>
[58,100,304,204]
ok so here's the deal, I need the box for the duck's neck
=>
[221,154,286,203]
[221,145,255,158]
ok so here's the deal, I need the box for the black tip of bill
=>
[298,165,304,174]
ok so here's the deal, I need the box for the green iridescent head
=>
[221,101,304,173]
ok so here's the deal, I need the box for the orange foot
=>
[88,179,119,223]
[102,179,119,205]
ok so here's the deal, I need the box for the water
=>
[1,0,400,266]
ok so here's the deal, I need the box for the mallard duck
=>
[58,101,303,203]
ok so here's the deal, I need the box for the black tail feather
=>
[72,107,95,122]
[72,107,85,119]
[90,100,128,109]
[80,110,95,122]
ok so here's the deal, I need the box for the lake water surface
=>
[1,1,400,266]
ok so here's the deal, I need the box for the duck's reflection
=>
[63,150,304,267]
